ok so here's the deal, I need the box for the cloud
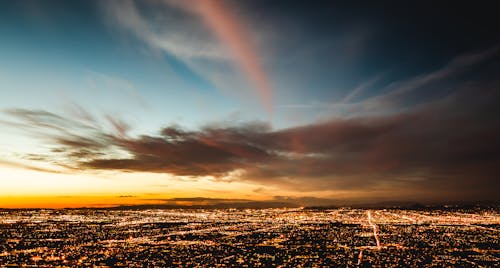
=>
[102,0,224,60]
[102,0,273,114]
[85,121,273,177]
[182,0,273,114]
[280,46,500,121]
[358,45,500,112]
[4,78,500,201]
[0,159,64,174]
[340,73,385,104]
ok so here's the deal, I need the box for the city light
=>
[0,208,498,266]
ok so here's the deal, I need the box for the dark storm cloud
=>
[85,121,274,176]
[4,75,500,201]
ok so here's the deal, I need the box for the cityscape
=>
[1,1,500,267]
[1,207,498,267]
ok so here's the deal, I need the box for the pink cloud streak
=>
[192,0,273,115]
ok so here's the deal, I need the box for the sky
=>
[1,0,500,208]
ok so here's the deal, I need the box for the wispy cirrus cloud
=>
[102,0,225,60]
[0,159,64,174]
[282,46,500,120]
[357,45,500,113]
[102,0,273,114]
[183,0,273,114]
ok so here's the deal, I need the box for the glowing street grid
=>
[0,208,499,267]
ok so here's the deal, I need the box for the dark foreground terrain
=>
[0,208,498,267]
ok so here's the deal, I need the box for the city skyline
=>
[1,0,500,208]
